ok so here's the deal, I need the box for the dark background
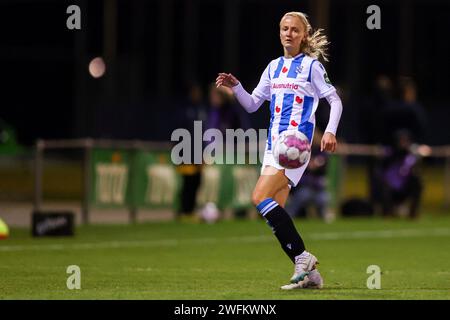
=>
[1,0,449,146]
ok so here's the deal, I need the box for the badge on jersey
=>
[296,65,303,74]
[324,72,332,85]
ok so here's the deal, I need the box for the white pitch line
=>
[0,228,449,252]
[308,228,450,240]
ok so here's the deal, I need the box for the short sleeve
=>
[252,63,272,102]
[311,61,336,99]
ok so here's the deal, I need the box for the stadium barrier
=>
[33,139,450,224]
[33,139,262,224]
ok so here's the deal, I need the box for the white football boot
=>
[281,269,324,290]
[289,251,319,284]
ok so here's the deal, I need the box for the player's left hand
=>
[321,132,337,152]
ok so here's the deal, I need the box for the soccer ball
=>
[273,130,311,169]
[0,218,9,240]
[200,202,220,224]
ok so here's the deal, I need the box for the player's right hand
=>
[216,73,239,88]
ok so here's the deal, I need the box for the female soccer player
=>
[216,11,343,289]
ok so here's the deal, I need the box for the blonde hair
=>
[280,12,330,62]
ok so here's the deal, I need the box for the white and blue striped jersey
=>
[252,53,336,150]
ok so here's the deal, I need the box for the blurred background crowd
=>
[1,0,449,224]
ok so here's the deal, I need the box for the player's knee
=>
[252,189,269,206]
[251,191,261,206]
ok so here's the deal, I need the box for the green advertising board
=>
[90,149,133,208]
[196,164,258,210]
[130,151,180,209]
[90,148,259,211]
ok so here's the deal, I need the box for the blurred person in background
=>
[175,83,208,222]
[364,75,395,144]
[378,129,423,219]
[381,77,428,145]
[204,84,248,218]
[286,129,331,221]
[363,75,395,212]
[368,76,428,214]
[206,84,243,134]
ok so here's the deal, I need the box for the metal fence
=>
[33,138,450,224]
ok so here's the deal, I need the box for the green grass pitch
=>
[1,215,450,299]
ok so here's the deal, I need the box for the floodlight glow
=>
[88,57,106,78]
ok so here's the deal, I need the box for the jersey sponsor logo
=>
[272,83,299,90]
